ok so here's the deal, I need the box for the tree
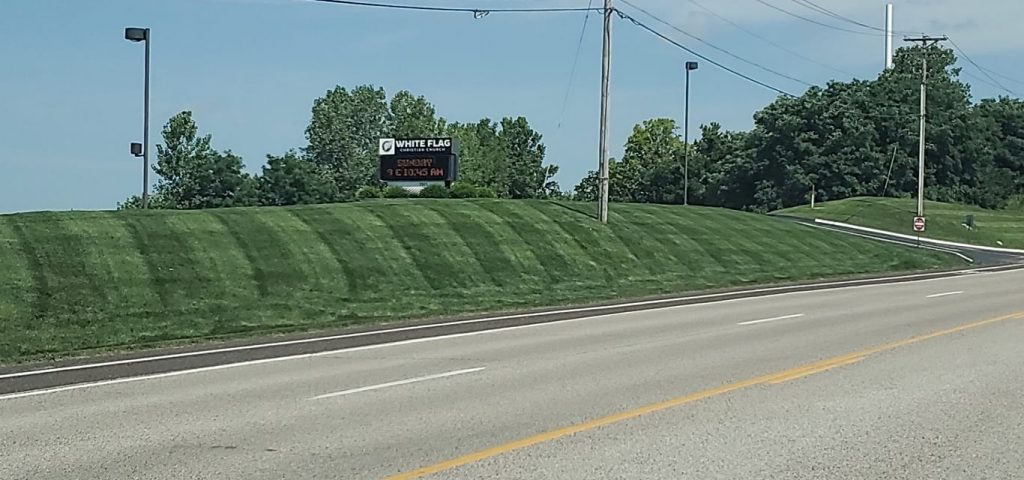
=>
[573,169,600,202]
[499,116,547,199]
[257,151,338,206]
[617,118,686,204]
[304,85,389,198]
[388,90,446,138]
[152,111,251,209]
[448,119,508,193]
[540,164,562,199]
[966,97,1024,208]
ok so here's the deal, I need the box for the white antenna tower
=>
[885,3,894,69]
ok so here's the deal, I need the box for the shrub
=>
[383,185,411,198]
[474,186,497,198]
[1009,195,1024,211]
[355,185,382,199]
[450,182,478,199]
[419,184,450,198]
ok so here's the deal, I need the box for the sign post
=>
[378,137,459,187]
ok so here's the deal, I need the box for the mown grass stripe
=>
[212,209,293,298]
[623,206,713,277]
[6,213,103,321]
[252,207,351,302]
[292,204,431,296]
[0,217,38,327]
[636,205,724,268]
[525,201,636,278]
[62,212,161,316]
[659,210,743,273]
[707,213,783,273]
[477,200,598,283]
[451,200,548,280]
[425,202,523,287]
[119,212,211,313]
[288,206,375,297]
[363,201,491,290]
[602,206,675,278]
[165,212,260,305]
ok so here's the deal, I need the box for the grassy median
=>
[777,196,1024,249]
[0,199,960,363]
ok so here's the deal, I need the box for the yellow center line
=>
[384,310,1024,480]
[765,355,865,385]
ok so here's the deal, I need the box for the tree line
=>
[574,45,1024,212]
[120,85,560,209]
[124,45,1023,213]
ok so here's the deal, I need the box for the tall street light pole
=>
[683,61,698,206]
[125,27,151,209]
[597,0,613,224]
[903,35,946,219]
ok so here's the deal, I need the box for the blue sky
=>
[2,0,1022,213]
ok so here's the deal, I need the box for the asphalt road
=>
[2,268,1023,479]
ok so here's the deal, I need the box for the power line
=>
[794,0,925,36]
[556,0,595,128]
[790,0,904,34]
[684,0,857,78]
[614,8,916,120]
[620,0,813,88]
[316,0,920,119]
[753,0,881,36]
[310,0,602,15]
[613,9,796,96]
[960,70,1012,94]
[946,38,1018,97]
[792,0,877,29]
[975,66,1024,88]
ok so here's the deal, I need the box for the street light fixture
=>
[684,61,698,206]
[125,27,151,208]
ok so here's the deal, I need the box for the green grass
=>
[0,199,960,363]
[776,196,1024,250]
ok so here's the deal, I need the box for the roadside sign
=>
[913,216,926,233]
[378,137,460,183]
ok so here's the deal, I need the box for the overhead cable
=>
[620,0,813,87]
[685,0,857,78]
[311,0,601,14]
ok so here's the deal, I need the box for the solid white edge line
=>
[311,367,486,400]
[927,291,964,299]
[2,263,1016,382]
[738,314,805,326]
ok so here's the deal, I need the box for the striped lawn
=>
[0,199,959,362]
[778,196,1024,250]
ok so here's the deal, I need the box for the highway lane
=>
[1,268,1022,479]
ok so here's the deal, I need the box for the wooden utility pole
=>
[597,0,612,223]
[903,35,947,218]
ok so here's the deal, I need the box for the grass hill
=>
[0,199,960,363]
[777,197,1024,250]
